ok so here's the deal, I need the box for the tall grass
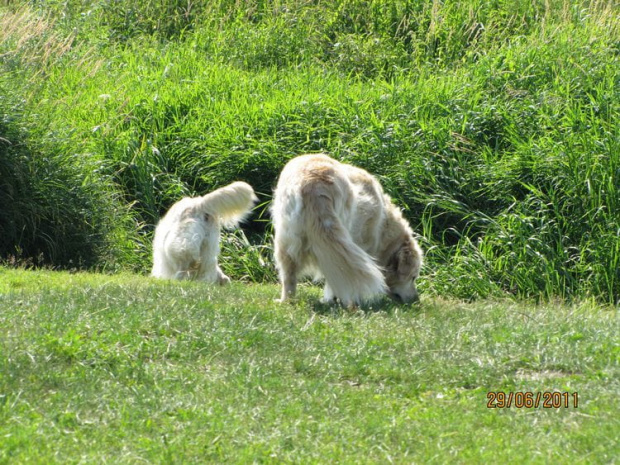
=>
[0,8,138,269]
[0,0,618,302]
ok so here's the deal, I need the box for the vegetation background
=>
[0,0,618,303]
[1,2,618,462]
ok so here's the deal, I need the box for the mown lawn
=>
[0,268,617,463]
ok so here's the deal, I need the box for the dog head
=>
[384,236,423,303]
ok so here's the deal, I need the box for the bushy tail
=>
[305,193,386,305]
[198,181,257,228]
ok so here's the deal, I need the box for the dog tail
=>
[303,190,387,305]
[198,181,257,228]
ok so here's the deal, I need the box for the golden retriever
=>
[272,154,423,306]
[152,181,257,284]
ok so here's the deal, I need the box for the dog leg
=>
[321,283,337,304]
[174,270,191,280]
[196,261,230,286]
[274,239,299,301]
[174,261,197,280]
[277,270,297,302]
[275,258,297,301]
[216,266,231,286]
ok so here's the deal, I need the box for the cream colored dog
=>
[272,154,423,306]
[152,181,257,284]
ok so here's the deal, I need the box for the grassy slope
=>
[1,1,619,302]
[1,268,618,463]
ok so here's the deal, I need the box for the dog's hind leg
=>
[321,283,337,304]
[173,259,200,280]
[275,244,298,302]
[278,264,297,301]
[215,265,231,286]
[174,269,194,280]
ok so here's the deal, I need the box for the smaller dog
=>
[152,181,257,284]
[272,154,423,307]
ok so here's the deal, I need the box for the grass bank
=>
[0,268,618,462]
[0,1,618,302]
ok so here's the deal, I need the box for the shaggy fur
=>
[272,154,423,306]
[152,181,257,284]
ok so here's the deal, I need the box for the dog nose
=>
[391,291,419,304]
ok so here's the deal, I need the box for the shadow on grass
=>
[310,295,424,317]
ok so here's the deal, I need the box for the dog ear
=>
[397,243,415,277]
[391,241,419,279]
[387,249,399,273]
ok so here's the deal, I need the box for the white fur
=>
[272,154,423,307]
[152,181,257,284]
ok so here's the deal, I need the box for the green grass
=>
[1,3,617,461]
[0,267,618,462]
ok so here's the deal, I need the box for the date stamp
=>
[487,391,578,409]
